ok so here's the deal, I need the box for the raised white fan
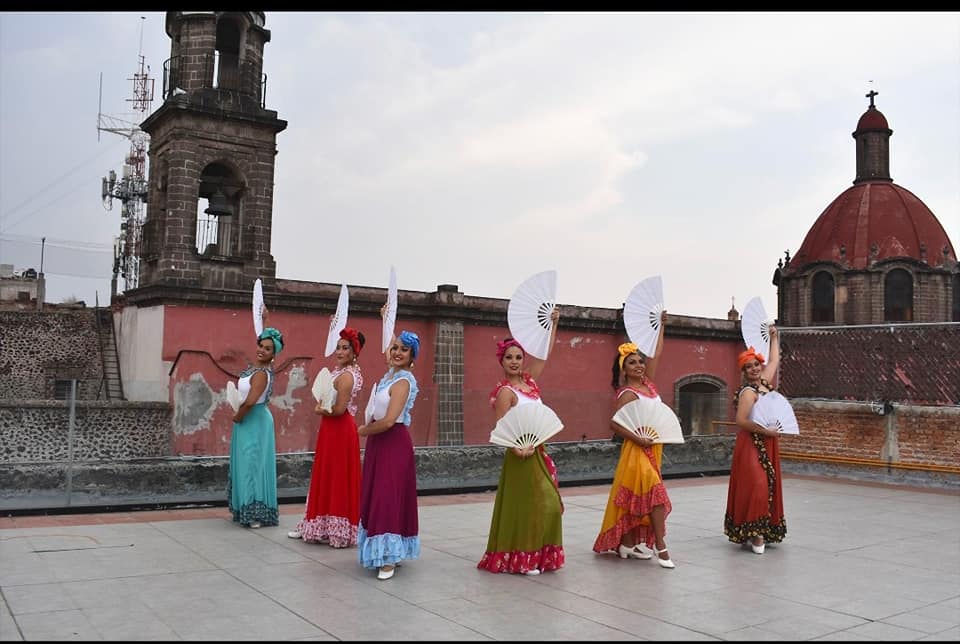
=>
[311,368,336,413]
[325,284,350,357]
[252,278,264,337]
[489,403,564,449]
[623,275,664,358]
[506,270,557,360]
[382,266,398,353]
[741,296,771,358]
[611,397,685,444]
[749,391,800,435]
[225,380,242,412]
[363,383,378,425]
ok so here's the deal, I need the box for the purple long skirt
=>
[357,423,420,568]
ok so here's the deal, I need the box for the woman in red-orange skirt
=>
[724,331,787,554]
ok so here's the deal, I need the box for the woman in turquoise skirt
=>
[228,309,283,528]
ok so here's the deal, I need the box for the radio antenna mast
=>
[98,15,154,295]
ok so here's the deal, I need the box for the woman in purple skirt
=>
[356,329,421,581]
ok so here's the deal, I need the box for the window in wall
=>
[54,379,75,400]
[884,268,913,322]
[214,19,241,90]
[196,162,243,258]
[811,271,835,323]
[953,274,959,322]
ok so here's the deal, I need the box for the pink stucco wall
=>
[161,303,744,455]
[163,304,436,455]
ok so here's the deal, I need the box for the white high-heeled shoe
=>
[286,530,302,539]
[750,539,765,555]
[653,546,675,568]
[618,544,653,560]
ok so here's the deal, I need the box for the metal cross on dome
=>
[866,89,878,107]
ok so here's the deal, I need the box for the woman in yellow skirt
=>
[592,311,675,569]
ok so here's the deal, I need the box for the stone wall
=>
[0,400,171,462]
[0,437,735,511]
[3,417,958,512]
[780,399,960,469]
[0,310,103,400]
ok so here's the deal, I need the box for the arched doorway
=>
[674,375,728,437]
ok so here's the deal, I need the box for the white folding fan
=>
[749,391,800,435]
[252,278,264,337]
[225,380,242,412]
[382,266,398,353]
[489,403,564,449]
[506,270,557,360]
[325,284,350,357]
[741,296,771,358]
[311,367,337,413]
[364,384,378,425]
[623,275,664,358]
[611,397,685,444]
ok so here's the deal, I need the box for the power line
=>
[1,170,109,234]
[0,138,126,220]
[38,270,112,280]
[0,233,113,251]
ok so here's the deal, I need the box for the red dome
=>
[856,107,889,131]
[791,182,956,270]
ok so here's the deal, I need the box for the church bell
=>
[204,188,235,217]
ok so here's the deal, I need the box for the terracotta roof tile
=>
[779,324,960,405]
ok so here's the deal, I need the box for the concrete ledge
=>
[0,438,734,512]
[781,458,960,489]
[4,435,955,513]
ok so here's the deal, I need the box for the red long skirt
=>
[295,412,361,547]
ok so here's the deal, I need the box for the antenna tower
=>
[99,16,154,295]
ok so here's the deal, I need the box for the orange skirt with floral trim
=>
[593,441,671,553]
[724,430,786,543]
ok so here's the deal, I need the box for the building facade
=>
[774,93,959,326]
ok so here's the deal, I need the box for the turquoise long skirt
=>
[227,404,279,526]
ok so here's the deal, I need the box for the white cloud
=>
[2,11,958,315]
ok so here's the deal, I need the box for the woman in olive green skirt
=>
[477,310,564,576]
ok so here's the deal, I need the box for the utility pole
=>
[36,236,46,311]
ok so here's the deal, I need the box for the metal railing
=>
[162,53,267,107]
[196,215,240,258]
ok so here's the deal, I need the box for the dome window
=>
[884,268,913,322]
[811,271,835,323]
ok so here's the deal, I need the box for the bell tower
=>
[137,11,287,292]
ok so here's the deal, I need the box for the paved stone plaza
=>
[1,475,958,641]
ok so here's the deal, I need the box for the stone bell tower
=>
[137,11,287,292]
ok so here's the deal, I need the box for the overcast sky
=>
[2,11,958,319]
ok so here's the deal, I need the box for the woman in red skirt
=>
[724,326,785,554]
[287,327,365,548]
